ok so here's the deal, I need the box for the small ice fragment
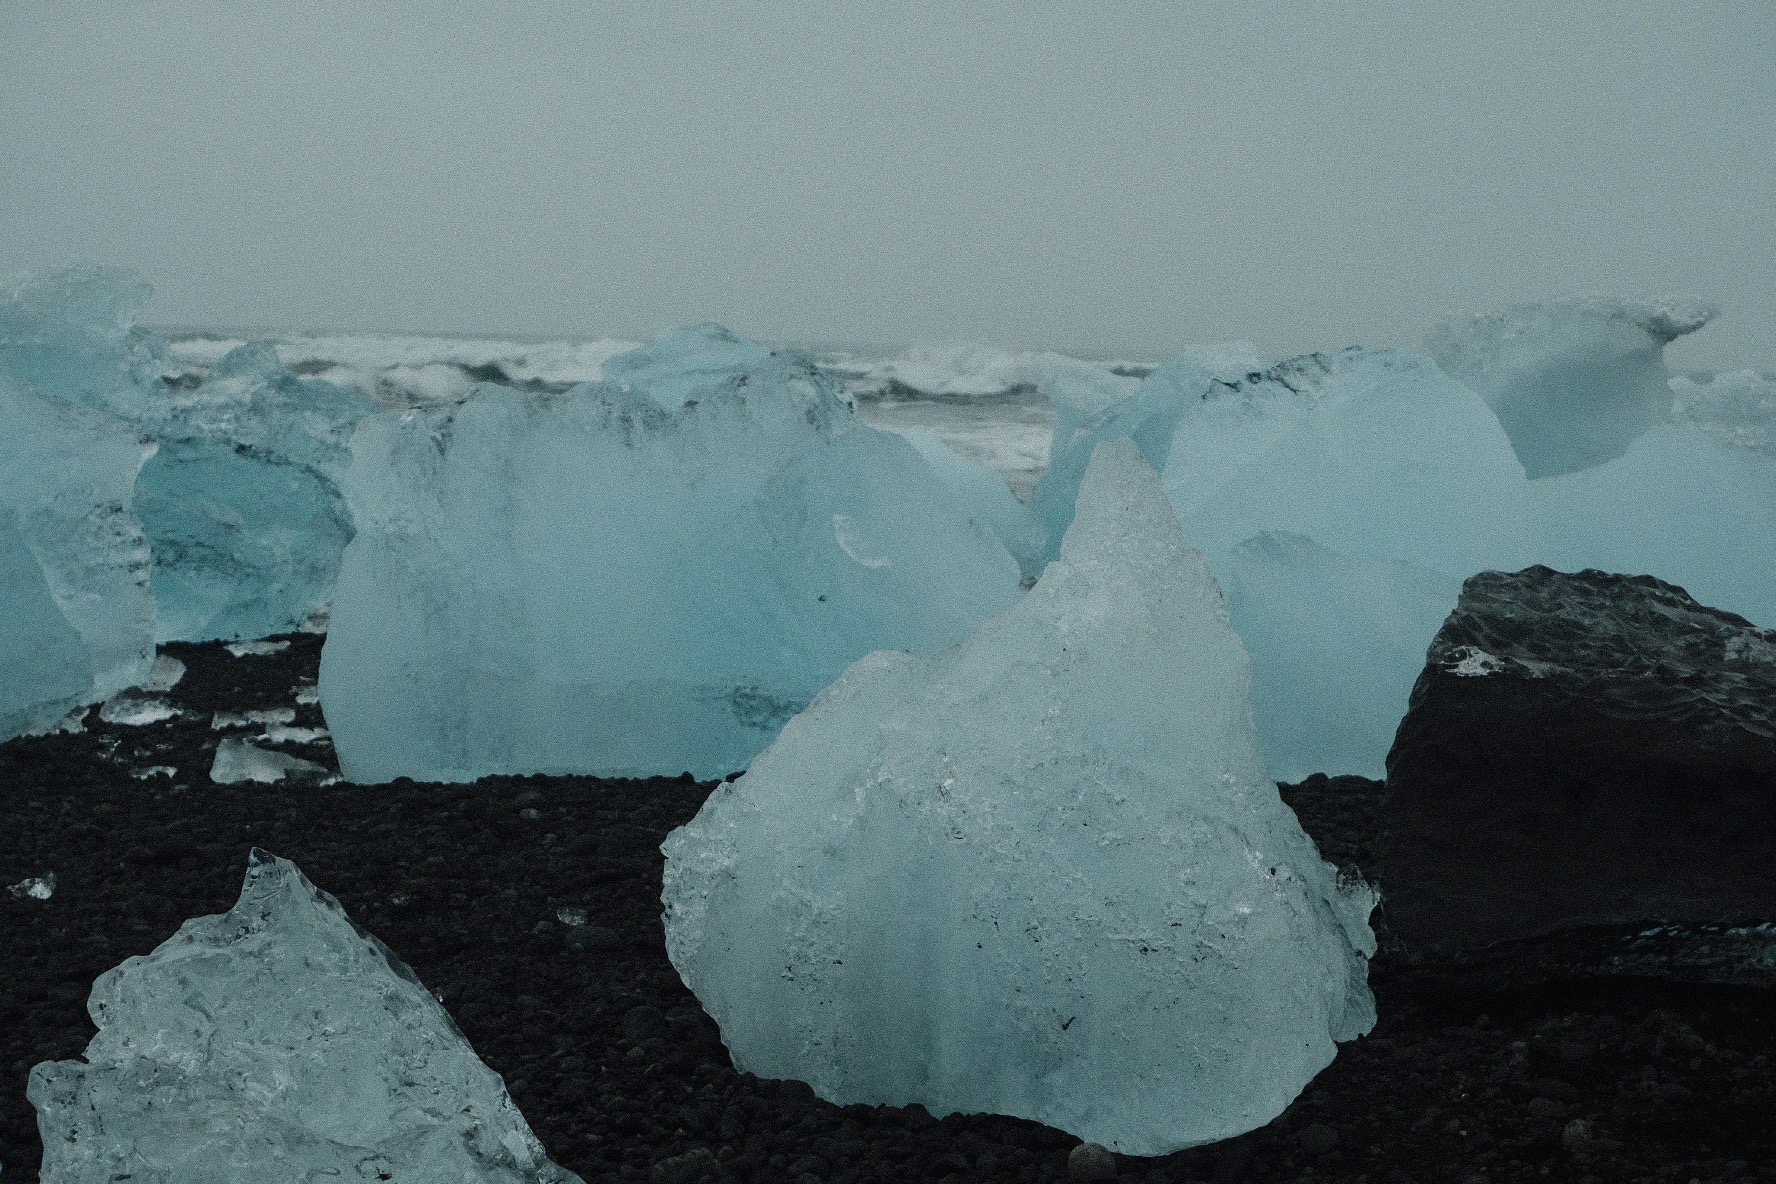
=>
[210,737,328,784]
[137,654,186,693]
[555,906,588,927]
[225,640,290,657]
[299,604,330,634]
[295,682,320,705]
[212,706,296,730]
[26,850,581,1182]
[262,723,329,745]
[98,694,179,726]
[131,765,176,780]
[9,872,56,900]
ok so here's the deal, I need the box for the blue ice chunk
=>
[601,321,781,409]
[1534,369,1776,627]
[0,266,374,642]
[1159,348,1532,577]
[321,332,1023,783]
[1027,345,1530,779]
[895,427,1048,579]
[0,374,156,739]
[0,265,168,415]
[662,441,1375,1155]
[1423,297,1715,478]
[0,507,93,738]
[126,341,372,641]
[1225,532,1462,781]
[1028,343,1271,563]
[30,850,581,1183]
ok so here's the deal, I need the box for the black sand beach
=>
[2,634,1772,1184]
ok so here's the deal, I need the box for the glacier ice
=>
[0,373,156,741]
[1223,533,1461,782]
[1156,348,1531,576]
[321,327,1024,783]
[661,441,1375,1155]
[1533,368,1776,628]
[1025,345,1534,778]
[1028,343,1270,564]
[0,265,167,416]
[895,427,1048,578]
[123,340,374,642]
[1,265,374,643]
[600,320,780,408]
[29,849,581,1184]
[1423,297,1715,478]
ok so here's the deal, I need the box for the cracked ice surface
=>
[29,850,581,1184]
[662,441,1375,1155]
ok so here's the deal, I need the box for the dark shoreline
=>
[2,633,1771,1183]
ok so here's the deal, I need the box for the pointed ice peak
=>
[663,430,1373,1156]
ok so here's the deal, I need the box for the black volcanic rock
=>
[1378,566,1776,967]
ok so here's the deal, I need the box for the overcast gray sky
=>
[2,1,1771,369]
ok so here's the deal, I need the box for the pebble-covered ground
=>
[1,634,1772,1183]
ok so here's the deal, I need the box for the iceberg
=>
[0,265,167,416]
[321,327,1024,783]
[30,850,581,1184]
[601,320,779,408]
[1423,297,1715,478]
[1024,345,1535,779]
[661,441,1375,1155]
[1028,343,1269,563]
[1,266,374,642]
[1533,368,1776,627]
[1158,348,1532,576]
[0,373,155,740]
[119,339,373,641]
[895,427,1048,579]
[1224,533,1461,781]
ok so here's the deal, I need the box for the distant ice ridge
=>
[1029,297,1735,780]
[30,850,582,1184]
[165,330,640,403]
[321,322,1025,783]
[2,266,375,642]
[1423,296,1716,478]
[0,373,155,740]
[662,442,1376,1155]
[823,342,1152,400]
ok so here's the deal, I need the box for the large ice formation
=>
[896,427,1048,578]
[1423,297,1716,478]
[1157,348,1532,576]
[600,320,779,408]
[1028,340,1604,777]
[0,374,156,740]
[1531,368,1776,629]
[321,327,1024,783]
[30,850,581,1183]
[125,340,373,641]
[1,265,374,642]
[661,441,1376,1156]
[0,265,167,415]
[1027,342,1270,563]
[1223,532,1462,784]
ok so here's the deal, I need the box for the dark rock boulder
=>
[1377,566,1776,970]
